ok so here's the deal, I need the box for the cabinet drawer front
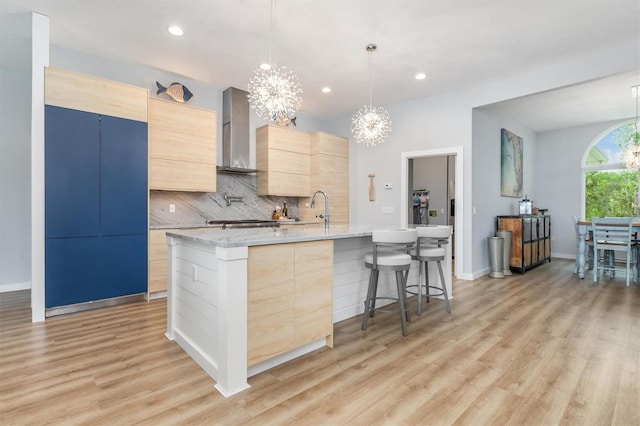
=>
[149,98,216,136]
[311,132,348,157]
[261,150,310,175]
[248,310,294,366]
[248,245,295,288]
[248,281,294,321]
[149,127,215,164]
[263,172,310,197]
[45,106,101,239]
[100,115,148,236]
[149,158,216,192]
[149,259,168,293]
[258,125,310,154]
[149,229,176,260]
[294,241,333,271]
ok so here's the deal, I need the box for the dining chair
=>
[591,217,638,286]
[573,216,595,273]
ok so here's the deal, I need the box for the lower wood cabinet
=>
[496,215,551,273]
[148,229,178,294]
[247,240,333,366]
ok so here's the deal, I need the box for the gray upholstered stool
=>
[408,225,452,316]
[361,229,417,336]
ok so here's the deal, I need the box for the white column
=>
[31,12,49,322]
[214,245,250,397]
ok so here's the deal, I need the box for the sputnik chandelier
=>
[248,0,302,124]
[351,44,392,147]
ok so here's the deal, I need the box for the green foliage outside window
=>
[585,170,637,219]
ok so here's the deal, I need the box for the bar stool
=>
[361,229,417,336]
[408,225,452,316]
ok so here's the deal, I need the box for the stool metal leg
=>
[396,271,409,336]
[436,260,451,313]
[417,260,424,316]
[361,269,377,330]
[370,269,379,315]
[425,262,430,304]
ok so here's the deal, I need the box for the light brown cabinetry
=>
[256,125,310,196]
[298,132,349,225]
[247,240,333,366]
[148,229,182,294]
[496,215,551,273]
[148,98,217,192]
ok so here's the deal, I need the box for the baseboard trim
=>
[0,281,31,293]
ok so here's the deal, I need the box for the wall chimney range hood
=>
[219,87,256,173]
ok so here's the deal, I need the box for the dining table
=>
[575,220,640,279]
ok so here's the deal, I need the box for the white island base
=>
[164,226,452,397]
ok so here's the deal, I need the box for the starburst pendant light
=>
[248,0,302,124]
[351,44,392,147]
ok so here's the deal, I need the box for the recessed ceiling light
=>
[415,73,426,80]
[259,63,271,71]
[322,87,331,93]
[168,25,184,36]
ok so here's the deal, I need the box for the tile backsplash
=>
[149,172,298,227]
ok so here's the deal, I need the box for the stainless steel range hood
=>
[219,87,256,173]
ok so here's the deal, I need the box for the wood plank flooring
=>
[1,259,639,425]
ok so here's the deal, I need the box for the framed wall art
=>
[500,128,523,197]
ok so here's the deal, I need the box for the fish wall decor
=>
[275,115,297,127]
[156,81,193,103]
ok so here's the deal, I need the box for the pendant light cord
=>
[268,0,275,66]
[368,50,373,107]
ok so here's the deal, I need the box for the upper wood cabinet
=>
[148,98,217,192]
[256,125,310,196]
[44,67,148,122]
[298,132,349,225]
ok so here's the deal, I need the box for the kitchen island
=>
[165,225,452,397]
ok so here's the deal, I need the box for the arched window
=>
[584,122,638,219]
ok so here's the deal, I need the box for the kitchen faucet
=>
[311,190,330,232]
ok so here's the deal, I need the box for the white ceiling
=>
[1,0,639,130]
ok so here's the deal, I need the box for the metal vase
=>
[496,230,513,276]
[488,237,505,278]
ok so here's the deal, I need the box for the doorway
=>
[400,147,464,280]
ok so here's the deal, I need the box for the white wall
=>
[535,120,622,259]
[0,69,31,290]
[0,12,33,292]
[471,109,538,275]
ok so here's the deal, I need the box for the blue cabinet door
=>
[100,115,148,236]
[45,106,100,238]
[45,235,147,308]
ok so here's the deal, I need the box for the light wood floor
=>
[1,259,639,425]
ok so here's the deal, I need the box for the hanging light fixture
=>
[622,85,640,213]
[351,44,392,147]
[248,0,302,124]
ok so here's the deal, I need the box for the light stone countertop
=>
[150,220,320,230]
[166,224,380,248]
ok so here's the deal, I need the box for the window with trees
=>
[584,122,639,219]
